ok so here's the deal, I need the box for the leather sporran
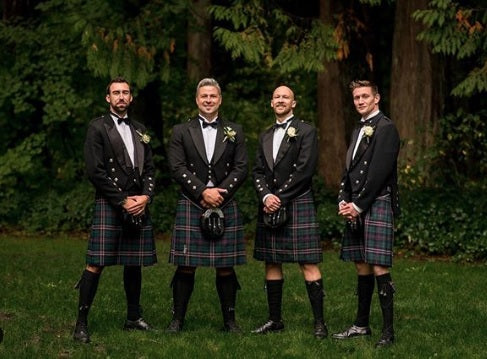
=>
[200,208,225,240]
[122,212,145,230]
[263,206,288,229]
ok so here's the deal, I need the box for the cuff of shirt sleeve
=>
[352,202,363,213]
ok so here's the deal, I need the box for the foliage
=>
[413,0,487,96]
[210,0,338,73]
[395,187,487,261]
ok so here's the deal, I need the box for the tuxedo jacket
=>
[252,117,318,205]
[84,114,155,207]
[167,117,248,205]
[338,111,400,215]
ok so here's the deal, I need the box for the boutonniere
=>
[286,126,298,142]
[362,125,375,143]
[223,126,236,142]
[136,129,151,144]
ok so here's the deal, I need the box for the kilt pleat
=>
[253,191,322,263]
[169,196,246,267]
[340,195,394,267]
[86,197,157,266]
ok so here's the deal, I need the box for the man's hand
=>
[338,202,359,221]
[123,195,149,216]
[201,188,228,208]
[264,194,281,213]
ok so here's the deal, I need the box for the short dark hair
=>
[106,77,131,94]
[349,80,378,95]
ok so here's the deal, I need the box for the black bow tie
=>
[202,121,218,129]
[112,113,130,125]
[273,122,287,130]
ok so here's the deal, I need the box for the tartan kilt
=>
[340,195,394,267]
[253,191,322,264]
[86,197,157,267]
[169,196,246,267]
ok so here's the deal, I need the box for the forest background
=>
[0,0,486,261]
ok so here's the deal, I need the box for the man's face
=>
[196,85,222,120]
[106,82,132,116]
[271,86,296,120]
[352,86,380,118]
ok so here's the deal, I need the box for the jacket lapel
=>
[188,118,209,165]
[274,117,296,166]
[103,114,131,174]
[349,112,382,168]
[211,121,227,164]
[131,126,145,175]
[262,128,274,170]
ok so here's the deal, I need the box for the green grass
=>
[1,234,486,358]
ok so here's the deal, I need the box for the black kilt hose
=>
[169,196,246,267]
[254,191,322,263]
[86,197,157,266]
[340,195,394,267]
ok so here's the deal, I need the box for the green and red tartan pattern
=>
[86,197,157,266]
[253,191,322,264]
[169,197,247,267]
[340,195,394,267]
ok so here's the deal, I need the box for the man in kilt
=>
[166,78,248,333]
[251,85,327,339]
[333,80,400,347]
[73,77,157,343]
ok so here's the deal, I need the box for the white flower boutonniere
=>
[223,126,236,142]
[363,125,374,137]
[136,130,151,144]
[362,125,375,143]
[286,126,298,142]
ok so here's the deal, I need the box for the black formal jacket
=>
[84,114,155,207]
[167,117,248,205]
[252,117,318,205]
[338,111,400,215]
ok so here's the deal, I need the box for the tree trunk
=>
[390,0,442,169]
[187,0,212,81]
[317,0,347,190]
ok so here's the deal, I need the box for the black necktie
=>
[273,122,287,130]
[202,121,218,129]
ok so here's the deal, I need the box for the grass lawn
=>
[0,234,486,358]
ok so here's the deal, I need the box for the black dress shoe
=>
[251,320,284,334]
[123,318,151,331]
[223,321,241,333]
[166,319,183,333]
[314,321,328,339]
[332,325,371,339]
[73,322,90,343]
[375,332,394,347]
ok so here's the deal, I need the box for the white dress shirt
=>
[111,114,135,166]
[272,114,294,161]
[199,115,218,186]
